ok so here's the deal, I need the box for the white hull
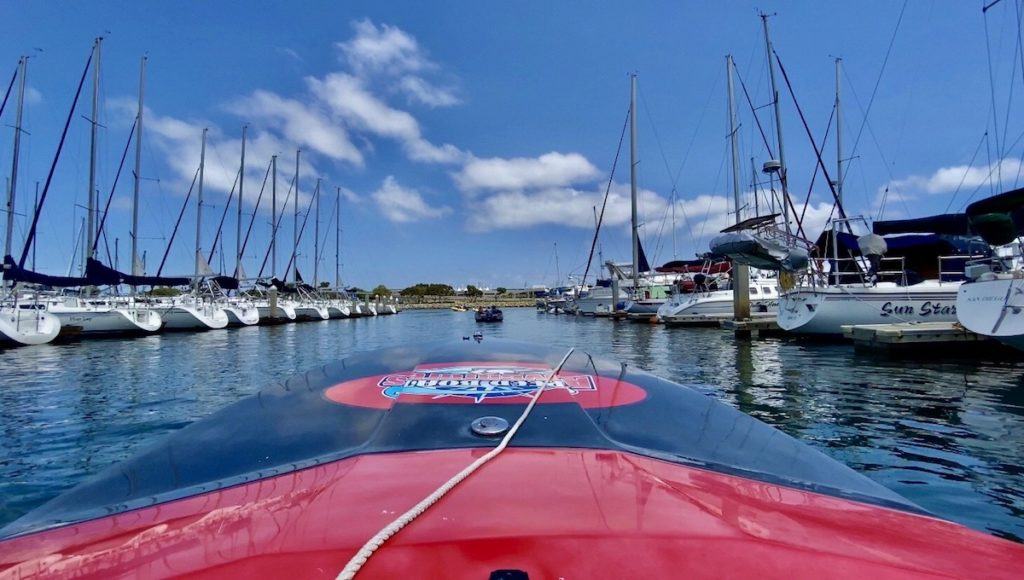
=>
[327,303,351,319]
[658,290,778,321]
[295,304,330,321]
[223,305,260,326]
[160,303,229,330]
[256,303,297,321]
[0,308,61,346]
[574,289,618,316]
[50,306,162,335]
[957,277,1024,351]
[779,281,959,335]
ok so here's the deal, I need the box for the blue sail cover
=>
[2,255,89,287]
[85,259,190,287]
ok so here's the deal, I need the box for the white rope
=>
[337,347,577,580]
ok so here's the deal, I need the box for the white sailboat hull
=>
[0,308,61,346]
[295,304,330,321]
[50,306,162,335]
[779,281,960,335]
[957,277,1024,351]
[223,305,260,326]
[256,303,297,321]
[327,303,351,319]
[161,303,229,330]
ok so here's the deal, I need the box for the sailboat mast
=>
[131,55,145,277]
[761,14,789,232]
[86,38,102,271]
[293,149,300,283]
[727,54,751,320]
[195,127,207,280]
[4,56,26,261]
[834,57,843,208]
[313,178,321,287]
[629,73,639,293]
[237,124,246,279]
[271,155,277,278]
[335,186,340,289]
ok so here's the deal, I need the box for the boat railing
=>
[937,254,990,283]
[815,256,907,287]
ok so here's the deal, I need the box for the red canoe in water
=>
[1,339,1022,578]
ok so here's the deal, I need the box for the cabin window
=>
[762,286,771,294]
[749,287,759,294]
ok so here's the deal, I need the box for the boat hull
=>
[223,305,260,326]
[294,305,330,321]
[0,308,61,346]
[327,303,351,319]
[956,277,1024,351]
[2,340,1022,577]
[779,282,960,335]
[50,307,162,335]
[160,304,229,330]
[256,303,297,322]
[658,290,778,321]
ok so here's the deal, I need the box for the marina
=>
[4,1,1024,576]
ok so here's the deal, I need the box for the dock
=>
[661,314,731,327]
[841,321,994,352]
[721,316,781,338]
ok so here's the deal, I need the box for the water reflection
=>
[0,308,1022,542]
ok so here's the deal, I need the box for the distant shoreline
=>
[397,296,537,310]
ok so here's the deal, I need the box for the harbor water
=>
[1,308,1023,542]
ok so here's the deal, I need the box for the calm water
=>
[1,309,1023,541]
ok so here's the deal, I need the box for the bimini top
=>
[2,340,1022,578]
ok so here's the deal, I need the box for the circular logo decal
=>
[323,362,647,409]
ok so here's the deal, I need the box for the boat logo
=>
[322,361,647,409]
[378,366,596,403]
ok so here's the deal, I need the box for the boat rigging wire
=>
[92,118,137,256]
[155,166,199,276]
[337,347,577,580]
[0,64,17,120]
[206,167,241,265]
[256,174,295,279]
[238,159,273,269]
[842,0,908,195]
[18,47,93,268]
[580,104,629,286]
[943,132,988,213]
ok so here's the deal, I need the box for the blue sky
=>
[1,1,1021,289]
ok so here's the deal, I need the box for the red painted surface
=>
[2,448,1022,579]
[323,362,647,409]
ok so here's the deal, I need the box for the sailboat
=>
[0,56,61,346]
[218,125,259,327]
[44,49,164,336]
[956,187,1024,350]
[286,156,329,322]
[159,128,228,330]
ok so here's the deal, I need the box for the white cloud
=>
[881,158,1023,198]
[308,72,465,164]
[454,152,600,193]
[338,19,432,74]
[230,90,363,166]
[25,86,42,105]
[372,176,450,223]
[399,75,460,108]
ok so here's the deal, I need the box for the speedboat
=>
[658,274,778,323]
[1,340,1021,577]
[475,306,503,322]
